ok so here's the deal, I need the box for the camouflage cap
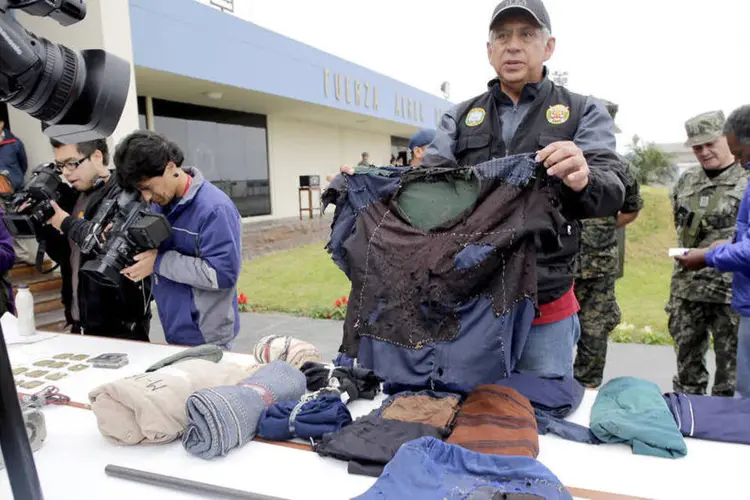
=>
[684,110,726,147]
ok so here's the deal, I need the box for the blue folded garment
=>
[182,360,306,459]
[664,392,750,445]
[257,393,353,441]
[354,436,572,500]
[591,377,687,458]
[495,372,600,445]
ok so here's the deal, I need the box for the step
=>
[9,261,57,281]
[13,274,63,295]
[24,289,64,315]
[35,309,67,333]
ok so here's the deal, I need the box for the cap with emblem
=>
[684,110,726,147]
[490,0,551,32]
[409,128,437,150]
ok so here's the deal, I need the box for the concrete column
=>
[145,96,155,131]
[8,0,138,173]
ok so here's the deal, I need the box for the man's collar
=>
[488,66,550,103]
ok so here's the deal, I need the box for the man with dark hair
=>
[678,104,750,397]
[421,0,627,377]
[38,138,152,340]
[114,130,242,348]
[357,152,370,168]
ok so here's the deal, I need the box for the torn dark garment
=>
[300,362,380,402]
[353,436,572,500]
[324,153,565,391]
[257,393,352,441]
[447,385,539,458]
[314,412,446,478]
[376,390,461,431]
[494,372,600,445]
[664,392,750,445]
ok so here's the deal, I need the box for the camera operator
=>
[114,131,242,348]
[40,139,151,341]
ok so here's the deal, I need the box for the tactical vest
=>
[678,184,733,248]
[450,79,587,304]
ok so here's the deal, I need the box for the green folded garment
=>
[590,376,687,459]
[145,345,224,373]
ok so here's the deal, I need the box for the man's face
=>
[412,146,426,166]
[726,133,750,167]
[362,154,369,162]
[0,120,5,130]
[487,14,555,86]
[691,136,735,170]
[54,143,103,191]
[135,164,178,206]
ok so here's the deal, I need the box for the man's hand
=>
[121,249,158,282]
[536,141,590,192]
[47,201,69,231]
[675,248,709,270]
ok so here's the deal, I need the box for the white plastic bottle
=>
[15,285,36,337]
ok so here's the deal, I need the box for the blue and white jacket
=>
[152,167,242,347]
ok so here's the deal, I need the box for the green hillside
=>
[239,185,677,344]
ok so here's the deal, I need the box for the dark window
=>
[136,97,270,217]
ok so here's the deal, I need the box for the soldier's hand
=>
[675,248,709,270]
[536,141,590,192]
[710,239,731,249]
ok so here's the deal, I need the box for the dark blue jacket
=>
[153,167,242,347]
[0,130,28,190]
[706,181,750,315]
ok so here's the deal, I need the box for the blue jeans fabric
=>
[515,314,581,378]
[664,392,750,445]
[257,393,352,441]
[494,372,600,445]
[353,436,572,500]
[736,316,750,398]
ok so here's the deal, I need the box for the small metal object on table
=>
[298,187,322,220]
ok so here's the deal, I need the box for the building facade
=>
[8,0,451,219]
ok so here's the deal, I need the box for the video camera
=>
[80,189,172,287]
[2,162,76,238]
[0,1,133,498]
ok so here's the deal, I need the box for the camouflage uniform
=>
[574,166,643,388]
[668,110,748,397]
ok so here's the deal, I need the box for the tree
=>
[625,135,676,185]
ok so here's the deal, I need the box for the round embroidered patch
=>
[465,108,486,127]
[546,104,570,125]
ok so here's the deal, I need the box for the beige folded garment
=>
[89,359,257,445]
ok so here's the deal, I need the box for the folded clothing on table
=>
[376,390,461,431]
[257,393,352,441]
[314,413,446,477]
[300,361,380,402]
[664,392,750,445]
[447,385,539,458]
[89,359,250,445]
[182,360,306,459]
[354,436,572,500]
[145,345,224,373]
[253,335,321,369]
[591,377,687,458]
[494,372,600,445]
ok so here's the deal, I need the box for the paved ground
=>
[150,312,718,394]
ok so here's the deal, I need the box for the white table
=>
[1,334,746,499]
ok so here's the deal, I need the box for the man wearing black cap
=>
[422,0,627,378]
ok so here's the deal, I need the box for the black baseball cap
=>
[490,0,551,32]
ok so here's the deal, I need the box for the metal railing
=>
[210,0,234,13]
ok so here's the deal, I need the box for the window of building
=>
[136,97,271,217]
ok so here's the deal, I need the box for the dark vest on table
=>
[449,78,586,305]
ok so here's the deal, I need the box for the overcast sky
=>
[234,0,749,150]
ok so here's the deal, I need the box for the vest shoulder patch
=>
[465,108,486,127]
[546,104,570,125]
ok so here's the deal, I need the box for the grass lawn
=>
[239,185,677,344]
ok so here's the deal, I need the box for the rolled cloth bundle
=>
[183,360,306,459]
[257,393,353,441]
[301,361,380,402]
[253,335,321,369]
[89,359,250,445]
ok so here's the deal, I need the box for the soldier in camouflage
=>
[667,110,748,396]
[573,99,644,388]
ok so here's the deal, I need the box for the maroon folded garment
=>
[447,385,539,457]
